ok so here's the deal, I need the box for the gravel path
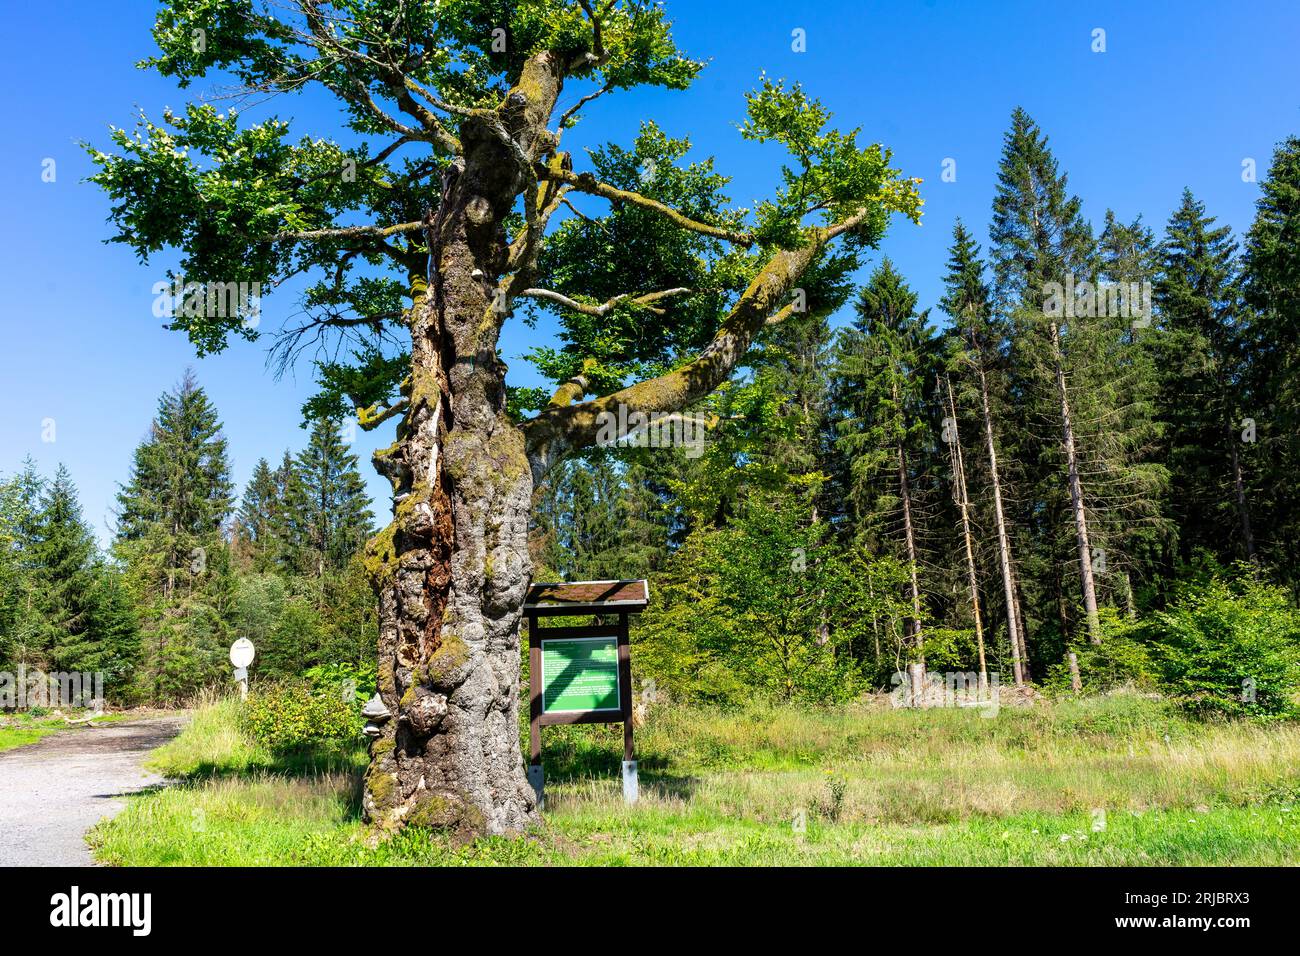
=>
[0,716,186,866]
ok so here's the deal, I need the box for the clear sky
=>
[2,0,1298,546]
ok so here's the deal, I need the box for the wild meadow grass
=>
[88,690,1300,866]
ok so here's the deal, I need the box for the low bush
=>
[1047,609,1161,695]
[1150,576,1300,720]
[243,682,364,751]
[303,661,376,703]
[1047,571,1300,720]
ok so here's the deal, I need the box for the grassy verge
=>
[89,692,1300,866]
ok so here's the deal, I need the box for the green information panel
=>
[541,637,621,714]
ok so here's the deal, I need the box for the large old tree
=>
[90,0,920,836]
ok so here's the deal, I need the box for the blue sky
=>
[1,0,1297,546]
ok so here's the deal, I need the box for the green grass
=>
[0,725,55,752]
[89,691,1300,866]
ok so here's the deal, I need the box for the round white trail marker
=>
[230,638,256,669]
[230,639,256,699]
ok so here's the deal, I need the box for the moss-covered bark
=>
[360,55,568,839]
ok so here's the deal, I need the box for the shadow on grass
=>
[173,743,369,820]
[170,728,694,822]
[178,742,368,782]
[539,734,701,799]
[93,784,169,800]
[541,739,668,780]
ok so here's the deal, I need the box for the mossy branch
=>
[539,167,756,247]
[523,207,876,472]
[357,398,410,431]
[521,286,692,317]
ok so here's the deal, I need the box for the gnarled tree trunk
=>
[361,60,567,838]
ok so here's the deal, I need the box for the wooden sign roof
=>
[524,579,650,614]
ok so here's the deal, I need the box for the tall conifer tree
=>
[939,221,1029,682]
[833,259,938,661]
[116,369,234,598]
[1244,137,1300,592]
[1155,190,1255,565]
[32,466,98,671]
[234,457,290,573]
[281,417,374,578]
[990,108,1103,644]
[114,371,235,699]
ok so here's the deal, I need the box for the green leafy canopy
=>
[86,0,920,432]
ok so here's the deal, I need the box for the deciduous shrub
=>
[1048,609,1161,695]
[1048,573,1300,720]
[637,491,912,705]
[1150,576,1300,720]
[304,661,376,702]
[243,682,363,751]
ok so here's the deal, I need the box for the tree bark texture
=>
[361,57,568,837]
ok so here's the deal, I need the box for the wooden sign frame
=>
[523,580,648,805]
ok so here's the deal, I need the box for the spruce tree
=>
[281,417,373,578]
[0,462,44,670]
[747,310,837,482]
[81,565,142,697]
[832,259,938,661]
[234,457,288,573]
[1243,136,1300,592]
[615,458,676,577]
[532,452,636,581]
[939,221,1029,682]
[32,466,98,673]
[114,371,235,700]
[1094,211,1170,608]
[990,108,1103,645]
[1155,190,1255,565]
[115,369,234,599]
